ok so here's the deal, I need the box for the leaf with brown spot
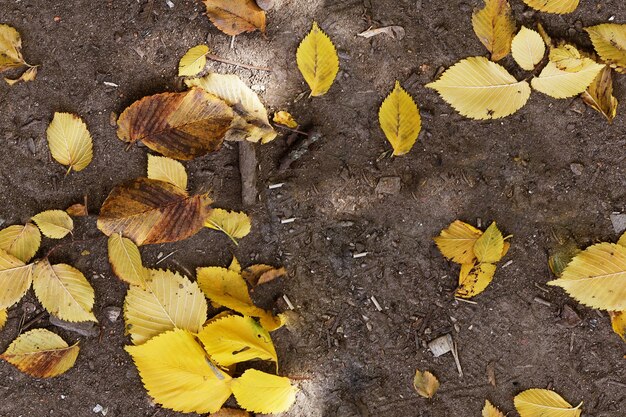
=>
[581,65,618,123]
[413,369,439,398]
[202,0,266,36]
[609,311,625,342]
[1,329,79,378]
[116,88,235,160]
[242,264,287,287]
[97,177,212,246]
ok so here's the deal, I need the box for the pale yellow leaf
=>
[32,259,97,322]
[426,56,531,120]
[609,311,625,342]
[413,369,439,399]
[5,65,37,85]
[472,0,516,61]
[197,315,277,367]
[474,222,505,263]
[147,154,188,190]
[232,369,297,413]
[511,27,546,71]
[618,230,626,248]
[229,256,242,273]
[455,262,497,298]
[585,23,626,74]
[434,220,483,264]
[531,59,604,99]
[0,329,79,378]
[0,249,33,310]
[296,22,339,97]
[522,0,579,14]
[537,23,553,48]
[46,112,93,172]
[547,243,626,310]
[0,223,41,263]
[0,308,6,330]
[205,208,252,244]
[378,81,421,156]
[483,400,505,417]
[514,388,582,417]
[581,65,618,123]
[178,45,209,77]
[549,44,585,72]
[107,233,149,288]
[273,111,298,128]
[0,24,25,71]
[124,268,207,345]
[126,328,232,413]
[32,210,73,239]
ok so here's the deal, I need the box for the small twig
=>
[20,311,47,334]
[273,124,310,136]
[206,53,271,72]
[452,340,464,377]
[155,250,178,265]
[454,297,478,305]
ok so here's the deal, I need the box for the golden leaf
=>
[242,264,287,287]
[514,388,582,417]
[124,268,207,345]
[117,88,235,160]
[65,202,88,217]
[0,329,79,378]
[434,220,483,264]
[126,329,232,413]
[378,81,421,156]
[97,177,212,246]
[619,230,626,248]
[581,65,618,123]
[537,23,553,48]
[413,369,439,399]
[511,27,546,71]
[273,111,298,128]
[231,369,297,413]
[229,256,242,273]
[46,112,94,173]
[0,223,41,263]
[609,311,625,342]
[531,59,604,99]
[31,209,74,239]
[186,73,276,144]
[5,65,37,85]
[471,0,516,61]
[204,208,251,244]
[32,259,97,322]
[456,262,497,298]
[197,315,277,367]
[522,0,579,14]
[297,22,339,97]
[474,222,505,263]
[107,233,149,288]
[0,24,26,71]
[547,243,626,311]
[549,44,585,72]
[202,0,266,36]
[0,308,6,330]
[585,24,626,74]
[0,249,33,310]
[426,56,531,120]
[483,400,505,417]
[147,154,188,190]
[178,45,209,77]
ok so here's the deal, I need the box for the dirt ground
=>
[0,0,625,416]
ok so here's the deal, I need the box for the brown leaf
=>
[116,88,235,160]
[486,361,497,387]
[202,0,266,36]
[413,369,439,398]
[97,177,212,246]
[581,65,618,123]
[242,264,287,287]
[66,203,88,217]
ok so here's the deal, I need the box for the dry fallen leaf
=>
[358,26,405,40]
[204,208,251,245]
[97,177,212,246]
[585,24,626,73]
[473,222,505,264]
[202,0,266,36]
[511,26,546,71]
[107,233,149,288]
[413,369,439,399]
[46,112,94,173]
[378,81,421,156]
[456,261,497,298]
[550,44,585,72]
[0,308,6,330]
[117,88,235,160]
[522,0,579,14]
[0,249,33,310]
[242,264,287,287]
[472,0,516,61]
[514,388,582,417]
[65,202,88,217]
[297,22,339,97]
[581,65,618,123]
[5,65,37,85]
[273,111,298,128]
[531,59,604,99]
[0,24,28,72]
[483,400,505,417]
[548,241,580,278]
[434,220,483,264]
[0,223,41,263]
[178,45,209,77]
[609,311,625,342]
[231,369,298,413]
[147,154,188,190]
[32,210,74,239]
[0,329,79,378]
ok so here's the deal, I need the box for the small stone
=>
[570,163,584,176]
[255,0,274,10]
[610,213,626,234]
[22,302,37,314]
[375,176,402,195]
[566,123,576,131]
[49,316,99,337]
[458,2,471,12]
[103,306,121,323]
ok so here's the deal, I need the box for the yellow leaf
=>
[242,264,287,287]
[413,369,439,399]
[229,256,242,273]
[378,81,421,156]
[32,209,74,239]
[273,111,298,128]
[548,243,626,311]
[522,0,579,14]
[46,112,93,173]
[197,315,277,367]
[5,65,37,85]
[124,268,207,345]
[202,0,266,36]
[549,44,585,72]
[232,369,297,413]
[32,259,97,322]
[514,388,582,417]
[511,27,546,71]
[297,22,339,97]
[455,262,497,298]
[205,208,251,244]
[609,311,626,342]
[147,154,188,190]
[0,24,26,71]
[472,0,516,61]
[618,230,626,248]
[186,73,276,144]
[537,23,553,48]
[585,24,626,74]
[531,59,604,99]
[483,400,505,417]
[0,329,79,378]
[474,222,505,263]
[126,328,232,413]
[0,223,41,262]
[0,308,6,330]
[581,65,618,123]
[426,56,531,120]
[178,45,209,77]
[434,220,483,264]
[107,233,149,288]
[0,249,33,310]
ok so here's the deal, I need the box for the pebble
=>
[256,0,274,10]
[22,302,37,314]
[610,213,626,234]
[375,177,402,195]
[103,306,122,323]
[570,163,584,176]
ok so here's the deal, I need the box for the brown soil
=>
[0,0,625,416]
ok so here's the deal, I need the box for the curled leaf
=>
[609,311,625,342]
[273,111,298,128]
[242,264,287,287]
[178,45,209,77]
[232,369,297,413]
[297,22,339,97]
[66,202,88,217]
[0,223,41,263]
[378,81,421,156]
[31,210,74,239]
[202,0,266,36]
[472,0,516,61]
[204,208,251,244]
[5,65,37,85]
[0,24,27,71]
[147,154,188,190]
[358,26,405,40]
[581,65,618,123]
[413,369,439,399]
[46,112,94,173]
